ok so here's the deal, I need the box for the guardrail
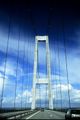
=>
[0,109,37,119]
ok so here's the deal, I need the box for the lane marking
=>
[26,111,40,119]
[50,114,53,117]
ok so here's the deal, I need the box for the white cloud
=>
[52,83,80,103]
[0,77,4,91]
[0,73,8,91]
[0,61,16,76]
[15,90,32,104]
[53,84,72,91]
[70,88,80,102]
[51,74,66,82]
[55,49,80,84]
[2,83,80,107]
[0,60,25,80]
[0,31,35,64]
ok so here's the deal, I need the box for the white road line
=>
[26,111,40,119]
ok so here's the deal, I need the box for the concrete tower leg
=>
[46,37,53,109]
[31,38,38,109]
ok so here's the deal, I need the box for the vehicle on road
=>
[65,109,80,120]
[40,108,44,112]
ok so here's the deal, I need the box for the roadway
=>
[23,110,65,119]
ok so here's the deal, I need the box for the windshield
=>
[71,110,80,114]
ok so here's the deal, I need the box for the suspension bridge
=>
[0,0,80,119]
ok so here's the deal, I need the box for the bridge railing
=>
[0,109,37,119]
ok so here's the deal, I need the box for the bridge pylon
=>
[31,36,53,110]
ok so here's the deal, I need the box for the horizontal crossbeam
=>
[36,36,48,41]
[36,78,48,84]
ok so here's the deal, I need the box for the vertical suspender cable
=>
[28,31,30,109]
[46,83,48,108]
[40,84,41,109]
[0,15,11,108]
[46,7,52,109]
[54,27,59,110]
[62,16,71,109]
[37,43,40,108]
[45,41,47,109]
[47,7,58,110]
[20,9,27,110]
[29,29,32,109]
[53,33,57,109]
[54,39,57,107]
[57,33,62,110]
[27,27,31,109]
[55,31,59,110]
[21,28,26,110]
[25,31,28,109]
[47,6,62,110]
[24,34,27,109]
[14,24,20,109]
[57,31,62,110]
[24,14,28,110]
[29,11,37,107]
[26,30,29,109]
[27,30,29,109]
[28,10,37,108]
[24,16,29,108]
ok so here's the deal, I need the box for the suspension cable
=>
[14,23,20,109]
[45,40,47,109]
[53,32,56,109]
[56,28,63,110]
[62,17,71,109]
[26,32,30,107]
[40,84,41,109]
[54,33,59,110]
[46,7,53,109]
[29,29,33,109]
[28,9,37,109]
[0,15,11,108]
[21,27,26,110]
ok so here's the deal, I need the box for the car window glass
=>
[71,110,80,114]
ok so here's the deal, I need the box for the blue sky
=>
[0,0,80,108]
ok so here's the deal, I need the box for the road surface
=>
[23,110,65,119]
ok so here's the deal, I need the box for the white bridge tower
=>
[31,36,53,110]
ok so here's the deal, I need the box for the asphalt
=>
[24,110,65,119]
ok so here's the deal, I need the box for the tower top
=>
[35,35,48,41]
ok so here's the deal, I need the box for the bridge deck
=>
[23,110,65,120]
